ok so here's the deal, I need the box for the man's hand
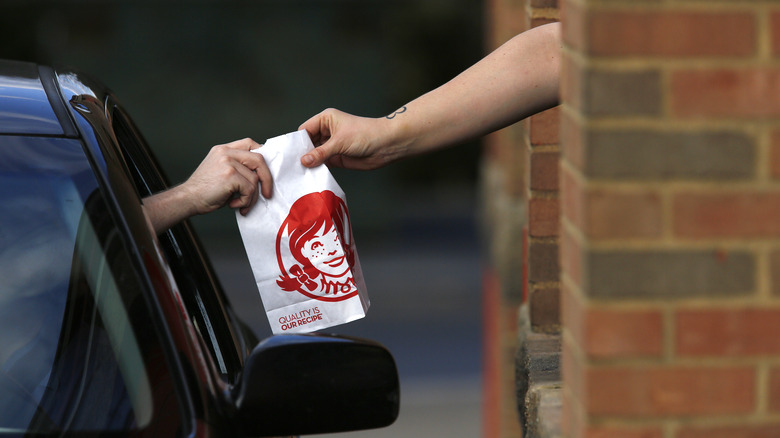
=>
[183,138,272,216]
[143,138,272,234]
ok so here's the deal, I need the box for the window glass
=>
[0,137,179,434]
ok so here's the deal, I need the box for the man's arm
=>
[142,138,272,234]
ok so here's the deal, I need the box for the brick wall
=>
[560,0,780,437]
[481,0,561,436]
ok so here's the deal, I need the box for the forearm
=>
[142,185,199,235]
[383,22,561,155]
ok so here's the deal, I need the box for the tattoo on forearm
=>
[386,106,407,119]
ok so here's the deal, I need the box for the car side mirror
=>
[232,333,400,436]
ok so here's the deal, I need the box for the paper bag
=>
[236,130,369,334]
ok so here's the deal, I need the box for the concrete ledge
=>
[516,305,562,438]
[526,385,562,438]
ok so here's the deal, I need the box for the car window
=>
[110,106,245,381]
[0,137,182,435]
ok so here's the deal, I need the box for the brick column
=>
[482,0,561,436]
[560,0,780,436]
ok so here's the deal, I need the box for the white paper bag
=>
[236,130,369,334]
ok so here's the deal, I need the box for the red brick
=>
[529,106,561,146]
[529,197,560,237]
[561,165,583,232]
[677,308,780,357]
[562,282,584,350]
[481,130,508,163]
[587,366,755,416]
[484,128,526,196]
[563,166,664,245]
[772,250,780,297]
[588,249,753,299]
[585,308,663,359]
[530,287,560,329]
[671,69,780,119]
[772,12,780,57]
[770,366,780,412]
[560,220,583,290]
[530,17,558,30]
[504,125,527,196]
[485,0,526,48]
[560,0,585,53]
[770,130,780,179]
[586,190,663,240]
[586,427,662,438]
[562,293,584,438]
[530,151,560,191]
[522,227,529,303]
[673,191,780,238]
[588,11,756,57]
[562,382,584,438]
[530,0,558,9]
[561,52,583,113]
[677,424,780,438]
[560,106,583,171]
[562,335,585,409]
[529,240,559,282]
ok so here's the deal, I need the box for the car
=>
[0,59,399,437]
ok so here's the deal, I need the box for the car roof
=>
[0,59,79,138]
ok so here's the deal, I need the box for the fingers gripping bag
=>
[236,130,369,334]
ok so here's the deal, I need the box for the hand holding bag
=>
[236,130,369,334]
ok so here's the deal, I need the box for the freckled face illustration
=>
[283,191,355,279]
[300,223,349,277]
[276,190,359,300]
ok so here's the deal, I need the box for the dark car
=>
[0,59,399,437]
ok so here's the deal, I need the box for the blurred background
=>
[3,1,487,436]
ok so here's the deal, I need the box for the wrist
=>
[169,182,203,218]
[143,184,199,234]
[376,112,416,163]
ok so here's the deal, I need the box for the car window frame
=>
[107,103,248,382]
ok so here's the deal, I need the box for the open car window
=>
[0,136,181,435]
[110,105,247,381]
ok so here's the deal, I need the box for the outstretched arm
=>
[299,22,561,169]
[142,138,272,234]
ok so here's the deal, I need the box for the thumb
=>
[301,140,339,168]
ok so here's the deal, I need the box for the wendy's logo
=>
[275,190,358,302]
